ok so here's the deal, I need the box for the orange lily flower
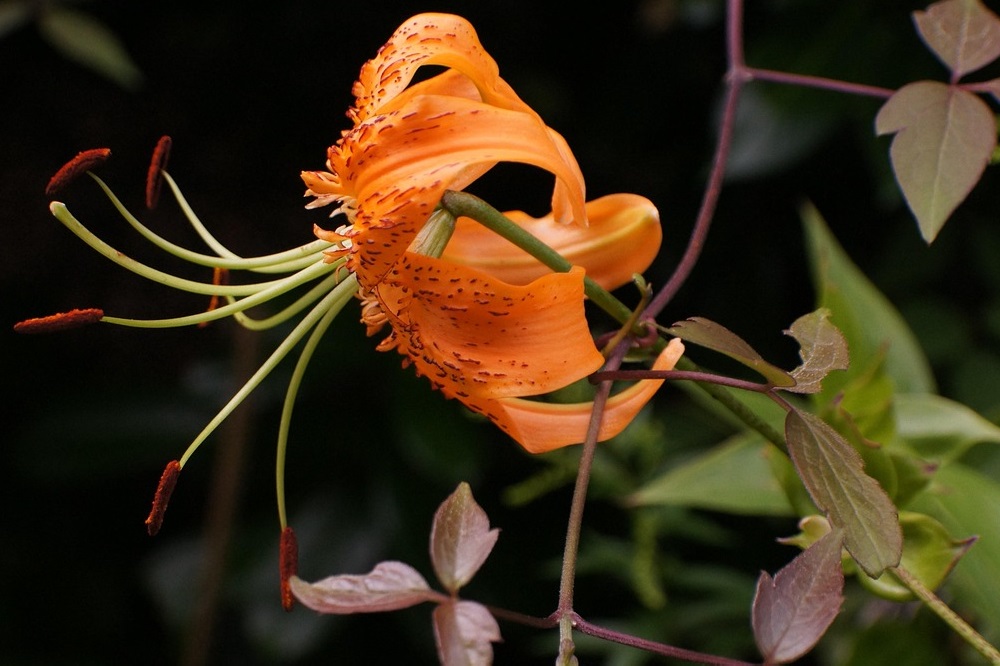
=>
[301,13,675,452]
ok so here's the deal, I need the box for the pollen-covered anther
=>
[13,308,104,334]
[279,527,299,612]
[45,148,112,197]
[145,460,181,536]
[146,135,173,209]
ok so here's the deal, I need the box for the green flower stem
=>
[178,275,359,468]
[438,190,634,327]
[891,565,1000,664]
[91,173,331,272]
[276,272,360,529]
[51,201,334,298]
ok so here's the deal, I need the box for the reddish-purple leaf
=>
[785,407,903,576]
[784,308,850,394]
[913,0,1000,78]
[288,561,438,614]
[433,599,501,666]
[668,317,795,387]
[875,81,996,242]
[752,529,846,664]
[431,483,500,594]
[977,76,1000,103]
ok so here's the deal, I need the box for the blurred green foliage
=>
[5,1,1000,664]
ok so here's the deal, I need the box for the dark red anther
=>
[145,135,172,209]
[145,460,181,536]
[45,148,111,197]
[279,526,299,611]
[199,267,230,328]
[13,308,104,334]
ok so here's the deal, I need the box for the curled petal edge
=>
[489,338,685,454]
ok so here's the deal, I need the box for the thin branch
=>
[745,67,894,99]
[892,566,1000,664]
[572,613,760,666]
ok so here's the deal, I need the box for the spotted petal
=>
[377,256,605,400]
[477,338,686,453]
[305,94,588,289]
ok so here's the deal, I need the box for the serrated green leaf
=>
[667,317,795,387]
[913,0,1000,78]
[857,511,975,602]
[785,308,850,394]
[38,7,143,89]
[896,392,1000,463]
[802,203,936,395]
[627,434,795,516]
[785,407,903,576]
[875,81,995,242]
[910,463,1000,643]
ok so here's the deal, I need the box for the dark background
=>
[4,1,1000,664]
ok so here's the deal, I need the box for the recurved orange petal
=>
[307,94,588,290]
[475,338,685,454]
[350,13,533,122]
[376,254,605,400]
[442,193,662,290]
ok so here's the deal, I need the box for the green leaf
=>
[785,308,850,394]
[627,434,796,516]
[785,407,903,576]
[667,317,795,387]
[802,202,936,395]
[875,81,996,242]
[895,392,1000,463]
[913,0,1000,78]
[38,7,143,90]
[910,463,1000,643]
[857,511,975,602]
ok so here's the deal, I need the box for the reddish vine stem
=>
[647,0,896,321]
[645,1,745,320]
[572,613,760,666]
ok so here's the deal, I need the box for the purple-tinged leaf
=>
[784,308,850,394]
[913,0,1000,78]
[433,599,501,666]
[668,317,795,387]
[976,76,1000,103]
[752,529,846,664]
[431,482,500,594]
[785,407,903,576]
[289,562,438,614]
[875,81,996,242]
